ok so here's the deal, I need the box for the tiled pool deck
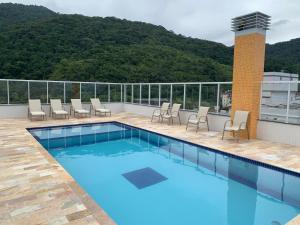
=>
[1,112,300,225]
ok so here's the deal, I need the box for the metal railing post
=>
[131,85,133,104]
[120,84,123,102]
[28,81,30,100]
[94,83,97,98]
[139,84,142,104]
[148,84,151,105]
[170,84,173,106]
[7,80,9,104]
[216,83,220,113]
[259,82,263,120]
[158,84,161,106]
[199,83,202,109]
[183,84,186,109]
[124,85,127,102]
[46,81,49,104]
[63,82,66,103]
[286,81,291,123]
[79,83,82,100]
[108,84,111,102]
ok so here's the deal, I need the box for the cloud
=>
[1,0,300,46]
[272,19,290,27]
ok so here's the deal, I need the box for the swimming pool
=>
[28,122,300,225]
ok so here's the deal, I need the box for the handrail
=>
[1,78,300,125]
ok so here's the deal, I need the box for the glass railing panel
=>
[219,83,232,115]
[133,85,140,104]
[172,84,184,107]
[288,82,300,124]
[96,84,108,103]
[0,80,8,104]
[48,82,64,102]
[185,84,199,111]
[160,84,170,105]
[29,81,47,103]
[201,84,218,112]
[141,84,149,105]
[81,83,95,103]
[65,82,80,103]
[9,81,28,104]
[110,84,121,102]
[260,82,288,123]
[125,85,132,103]
[150,85,159,106]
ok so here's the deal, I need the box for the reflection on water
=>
[29,122,300,210]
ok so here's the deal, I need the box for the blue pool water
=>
[28,122,300,225]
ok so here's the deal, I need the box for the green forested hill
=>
[0,3,55,31]
[0,3,299,83]
[265,38,300,73]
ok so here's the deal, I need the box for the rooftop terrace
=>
[1,113,300,224]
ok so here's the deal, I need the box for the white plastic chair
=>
[162,103,181,125]
[186,107,210,132]
[90,98,111,116]
[50,99,69,119]
[222,110,249,141]
[151,102,170,122]
[71,99,90,118]
[28,99,46,121]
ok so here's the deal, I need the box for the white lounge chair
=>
[162,103,181,125]
[50,99,69,119]
[90,98,111,116]
[28,99,46,121]
[186,106,210,131]
[222,110,249,141]
[71,99,90,118]
[151,102,170,122]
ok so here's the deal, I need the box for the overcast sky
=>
[1,0,300,46]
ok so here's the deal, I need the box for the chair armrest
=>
[188,114,197,121]
[223,120,232,130]
[198,115,207,121]
[239,122,247,130]
[152,109,161,115]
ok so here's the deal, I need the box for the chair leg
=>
[247,127,250,140]
[186,122,189,130]
[206,118,209,131]
[222,130,225,140]
[236,131,240,142]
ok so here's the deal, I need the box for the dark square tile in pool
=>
[122,167,167,189]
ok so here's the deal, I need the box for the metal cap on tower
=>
[231,12,271,36]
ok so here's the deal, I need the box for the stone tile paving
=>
[1,112,300,224]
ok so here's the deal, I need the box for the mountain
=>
[265,38,300,74]
[0,3,56,31]
[0,3,299,83]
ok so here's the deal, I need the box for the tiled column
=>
[231,12,270,139]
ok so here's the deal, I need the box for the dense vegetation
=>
[0,3,299,83]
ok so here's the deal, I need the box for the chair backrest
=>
[233,111,249,129]
[170,103,181,116]
[160,102,170,114]
[29,99,42,112]
[91,98,102,109]
[50,99,63,111]
[71,99,83,110]
[197,107,210,119]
